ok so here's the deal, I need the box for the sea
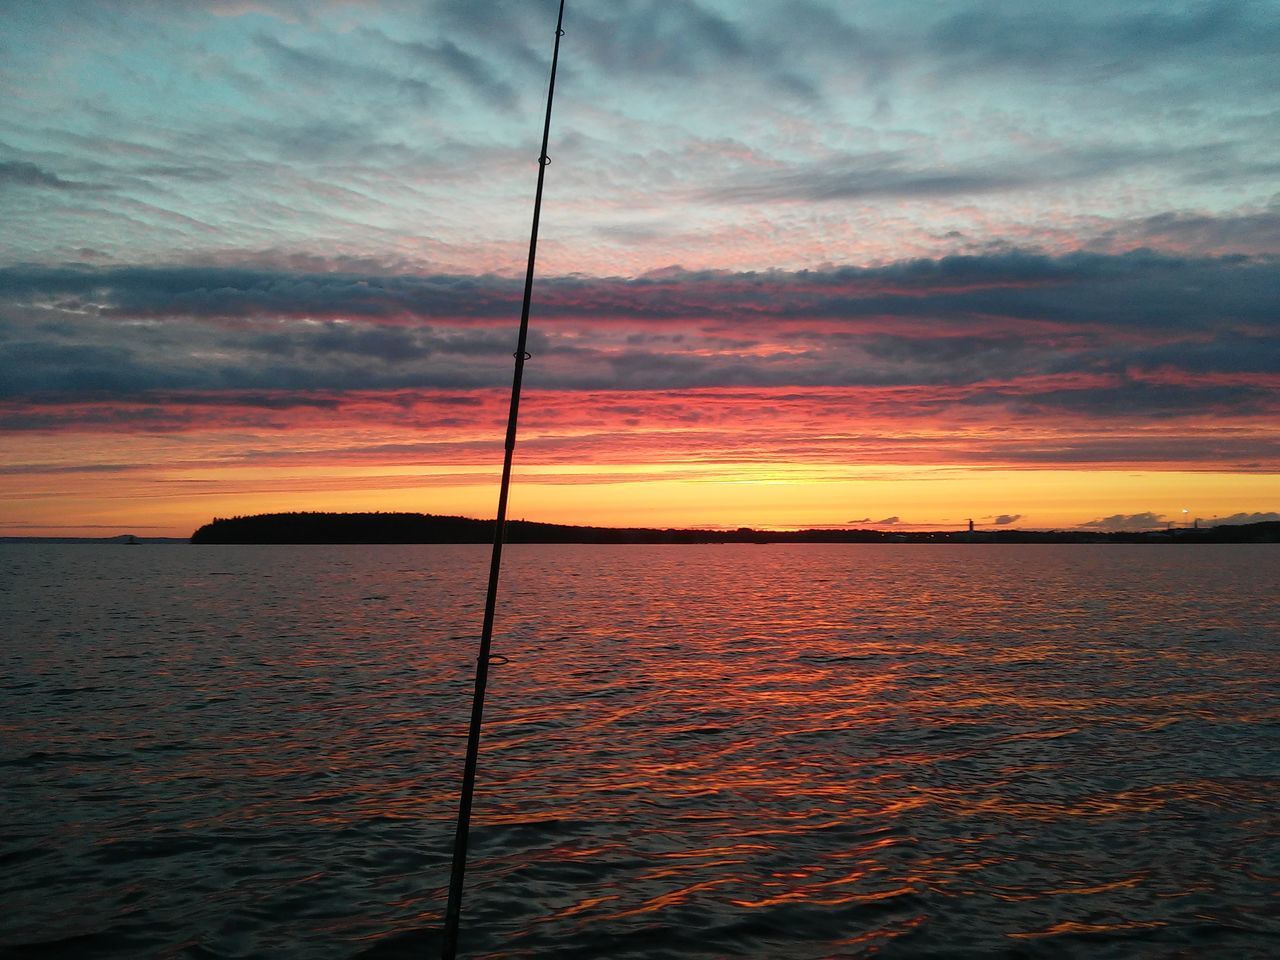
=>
[2,543,1277,959]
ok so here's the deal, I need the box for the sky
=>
[2,0,1278,536]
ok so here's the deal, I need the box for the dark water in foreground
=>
[2,544,1277,959]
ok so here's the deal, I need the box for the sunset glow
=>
[2,1,1277,536]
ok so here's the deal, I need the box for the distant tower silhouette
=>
[968,518,974,532]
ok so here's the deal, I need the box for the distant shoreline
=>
[0,536,188,545]
[172,512,1280,545]
[5,514,1275,545]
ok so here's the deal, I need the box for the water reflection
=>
[1,543,1277,958]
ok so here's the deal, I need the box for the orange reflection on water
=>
[1009,918,1168,939]
[10,541,1273,957]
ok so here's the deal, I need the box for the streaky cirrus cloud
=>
[5,385,1271,475]
[2,1,1278,275]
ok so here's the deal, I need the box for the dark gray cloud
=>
[254,33,437,109]
[701,150,1024,203]
[702,142,1273,205]
[242,322,547,363]
[0,322,519,397]
[436,0,825,102]
[1107,335,1280,376]
[0,160,100,191]
[2,249,1275,332]
[574,1,749,79]
[1208,511,1280,525]
[928,2,1280,77]
[0,341,165,393]
[964,434,1280,467]
[0,249,1275,403]
[0,462,136,475]
[245,324,435,362]
[1080,512,1166,530]
[991,514,1021,525]
[702,148,1105,203]
[959,380,1277,419]
[1126,203,1280,255]
[0,265,522,321]
[860,333,1046,382]
[368,31,519,109]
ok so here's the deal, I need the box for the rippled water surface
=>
[3,543,1278,958]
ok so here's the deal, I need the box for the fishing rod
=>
[441,2,567,957]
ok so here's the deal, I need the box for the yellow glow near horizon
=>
[503,466,1278,530]
[4,458,1275,537]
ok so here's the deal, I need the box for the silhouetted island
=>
[189,512,1280,545]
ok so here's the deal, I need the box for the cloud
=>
[3,0,1277,531]
[368,31,518,109]
[0,462,136,476]
[927,2,1280,76]
[0,160,100,191]
[3,249,1275,331]
[0,252,1276,433]
[874,516,900,525]
[992,514,1021,525]
[1080,512,1166,531]
[4,0,1276,281]
[699,144,1233,204]
[253,32,436,109]
[1,384,1276,478]
[1081,509,1280,531]
[1206,511,1280,526]
[1122,203,1280,256]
